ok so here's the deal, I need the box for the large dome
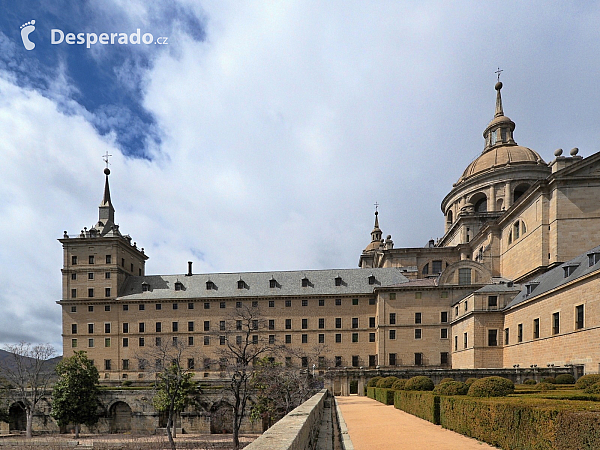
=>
[458,144,545,184]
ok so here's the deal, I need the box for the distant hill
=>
[0,349,62,378]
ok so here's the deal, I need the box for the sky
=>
[1,1,600,353]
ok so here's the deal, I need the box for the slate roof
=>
[118,268,408,300]
[505,244,600,309]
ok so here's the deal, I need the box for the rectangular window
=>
[455,306,459,316]
[105,272,110,279]
[285,300,291,307]
[252,335,258,344]
[302,299,308,307]
[335,298,342,306]
[352,333,359,343]
[89,255,95,264]
[335,333,342,343]
[285,334,292,344]
[415,353,423,366]
[104,323,111,333]
[463,332,468,349]
[138,337,144,347]
[139,304,145,311]
[204,321,210,332]
[352,298,359,305]
[71,305,77,313]
[72,256,77,265]
[234,320,241,331]
[504,328,509,345]
[389,313,396,325]
[319,299,325,306]
[204,302,210,310]
[552,312,560,335]
[172,322,178,332]
[335,318,342,328]
[465,301,468,311]
[318,333,324,343]
[415,292,422,299]
[188,336,194,346]
[533,318,540,339]
[302,319,308,329]
[318,318,325,329]
[335,356,342,367]
[106,255,112,264]
[71,338,77,348]
[220,302,226,309]
[155,303,162,310]
[104,338,111,348]
[155,337,161,346]
[269,335,275,344]
[488,296,498,308]
[518,323,523,342]
[440,352,449,365]
[369,298,376,305]
[88,323,94,334]
[88,305,94,312]
[369,332,375,342]
[454,335,458,351]
[488,329,498,346]
[187,358,195,370]
[576,305,584,329]
[415,312,422,324]
[389,353,396,366]
[155,322,162,333]
[351,356,359,367]
[105,288,111,297]
[441,311,448,323]
[204,336,210,346]
[301,334,308,344]
[389,329,396,340]
[104,305,111,312]
[88,288,94,298]
[269,300,274,308]
[268,319,275,330]
[188,321,194,332]
[104,359,111,370]
[458,268,471,285]
[88,338,94,348]
[369,317,375,328]
[188,302,194,310]
[88,272,94,280]
[122,338,128,348]
[139,322,145,333]
[352,317,359,328]
[123,304,128,311]
[71,288,77,298]
[220,336,225,345]
[415,329,422,339]
[440,328,448,339]
[71,323,77,334]
[432,260,442,274]
[285,319,291,330]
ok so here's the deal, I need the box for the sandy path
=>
[336,396,497,450]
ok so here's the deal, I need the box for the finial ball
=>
[570,147,579,156]
[554,148,563,157]
[495,81,503,91]
[104,168,111,175]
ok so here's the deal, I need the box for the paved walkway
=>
[336,396,497,450]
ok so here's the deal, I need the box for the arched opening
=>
[446,210,453,224]
[513,184,531,203]
[9,402,26,432]
[470,193,487,213]
[210,402,233,434]
[109,401,132,433]
[496,198,504,211]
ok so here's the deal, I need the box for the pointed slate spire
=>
[97,167,115,235]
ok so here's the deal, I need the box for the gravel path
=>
[336,396,498,450]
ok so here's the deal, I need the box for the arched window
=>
[513,184,530,203]
[475,197,487,213]
[447,210,453,224]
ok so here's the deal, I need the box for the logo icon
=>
[20,20,36,50]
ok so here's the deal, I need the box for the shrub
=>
[555,374,575,385]
[375,388,395,404]
[433,381,469,396]
[377,376,399,388]
[391,379,407,390]
[439,377,454,384]
[121,380,132,387]
[584,381,600,394]
[366,387,376,399]
[542,376,556,384]
[465,377,478,386]
[404,376,434,391]
[395,390,440,424]
[468,376,514,397]
[535,382,556,391]
[523,378,537,385]
[367,376,382,388]
[575,374,600,390]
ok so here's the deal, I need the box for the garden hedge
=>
[375,388,395,405]
[394,390,440,424]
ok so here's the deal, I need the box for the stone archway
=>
[210,402,233,434]
[109,401,132,433]
[8,402,26,432]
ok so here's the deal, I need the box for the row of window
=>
[71,288,112,299]
[71,272,111,280]
[70,255,141,275]
[389,311,448,324]
[69,297,377,313]
[454,296,498,317]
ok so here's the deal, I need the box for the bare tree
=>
[214,305,279,450]
[0,342,55,438]
[138,337,200,450]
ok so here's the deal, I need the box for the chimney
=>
[186,261,193,276]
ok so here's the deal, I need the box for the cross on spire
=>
[495,67,503,82]
[374,202,379,212]
[102,151,113,168]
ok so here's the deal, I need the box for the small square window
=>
[269,300,275,308]
[105,305,110,312]
[389,293,395,300]
[70,306,77,313]
[204,302,210,310]
[71,273,77,280]
[415,292,422,299]
[220,302,226,309]
[236,301,242,308]
[252,301,258,308]
[139,304,145,311]
[302,299,308,307]
[155,303,162,310]
[122,304,129,311]
[285,300,291,307]
[352,298,359,305]
[188,303,194,310]
[88,305,94,312]
[488,296,498,307]
[319,299,325,306]
[335,298,341,306]
[173,303,178,310]
[369,298,376,305]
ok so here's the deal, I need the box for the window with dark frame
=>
[576,305,584,329]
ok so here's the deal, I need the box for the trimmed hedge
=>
[542,377,556,384]
[367,376,382,388]
[523,378,537,385]
[465,377,477,386]
[377,376,399,388]
[394,390,440,424]
[555,374,575,385]
[535,382,557,392]
[367,386,376,399]
[576,374,600,390]
[433,381,469,396]
[404,376,434,391]
[468,376,514,397]
[584,381,600,394]
[439,377,454,384]
[391,379,407,390]
[375,388,395,405]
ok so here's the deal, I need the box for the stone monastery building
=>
[59,81,600,381]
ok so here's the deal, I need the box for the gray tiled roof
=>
[505,244,600,309]
[118,268,408,300]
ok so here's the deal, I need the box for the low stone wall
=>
[245,390,328,450]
